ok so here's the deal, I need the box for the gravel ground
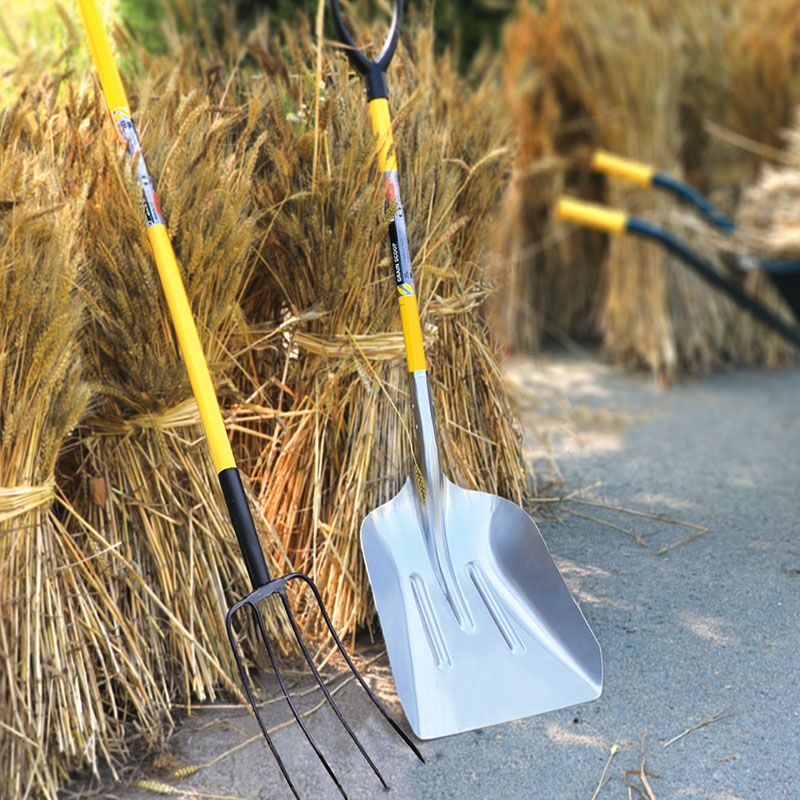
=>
[68,350,800,800]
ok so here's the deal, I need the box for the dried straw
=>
[736,113,800,259]
[724,0,800,166]
[230,20,529,637]
[0,82,168,798]
[498,0,798,377]
[1,9,535,793]
[490,1,604,354]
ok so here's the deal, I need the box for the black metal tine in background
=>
[294,574,425,764]
[250,602,351,800]
[225,605,302,800]
[280,583,390,790]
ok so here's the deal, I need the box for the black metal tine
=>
[279,583,390,789]
[295,574,425,764]
[250,598,351,800]
[225,605,302,800]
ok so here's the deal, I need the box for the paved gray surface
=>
[73,351,800,800]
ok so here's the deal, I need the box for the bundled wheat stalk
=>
[735,113,800,259]
[715,112,800,349]
[1,10,536,793]
[228,20,529,638]
[724,0,800,165]
[490,0,605,354]
[0,84,171,798]
[497,0,797,377]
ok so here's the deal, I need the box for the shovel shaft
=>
[329,0,424,372]
[369,99,427,373]
[78,0,271,590]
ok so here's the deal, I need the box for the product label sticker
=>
[383,170,414,292]
[112,108,165,228]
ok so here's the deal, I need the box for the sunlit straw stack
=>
[0,84,168,799]
[1,10,537,794]
[234,22,531,638]
[497,0,799,377]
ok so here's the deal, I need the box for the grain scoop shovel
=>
[331,0,602,739]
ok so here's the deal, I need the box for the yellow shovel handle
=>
[368,97,426,373]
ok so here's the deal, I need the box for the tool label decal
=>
[383,170,414,294]
[113,108,165,228]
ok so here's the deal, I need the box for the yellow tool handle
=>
[77,0,129,113]
[591,150,655,188]
[555,197,629,235]
[78,0,235,473]
[368,97,426,373]
[146,227,235,471]
[369,98,399,174]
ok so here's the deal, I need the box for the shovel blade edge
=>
[361,477,602,739]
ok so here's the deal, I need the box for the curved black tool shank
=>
[651,172,736,233]
[329,0,402,100]
[627,217,800,349]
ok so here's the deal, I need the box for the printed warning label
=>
[113,108,165,228]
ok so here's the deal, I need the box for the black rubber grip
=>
[364,69,389,101]
[218,467,270,590]
[329,0,401,100]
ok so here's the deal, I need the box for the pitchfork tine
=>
[279,589,390,790]
[296,574,425,764]
[225,606,301,800]
[250,603,351,800]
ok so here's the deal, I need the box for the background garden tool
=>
[590,150,737,232]
[556,197,800,348]
[77,1,421,796]
[588,151,800,321]
[330,0,602,740]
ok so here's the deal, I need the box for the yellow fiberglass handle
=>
[79,0,235,474]
[146,227,235,472]
[77,0,129,114]
[369,98,399,174]
[591,150,655,188]
[555,198,629,235]
[368,97,426,373]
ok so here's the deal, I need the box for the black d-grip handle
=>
[329,0,402,100]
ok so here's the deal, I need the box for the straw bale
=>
[0,88,168,798]
[724,0,800,165]
[736,133,800,259]
[232,22,530,638]
[739,171,800,256]
[1,10,535,792]
[490,1,605,353]
[498,0,798,377]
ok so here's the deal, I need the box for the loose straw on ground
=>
[590,743,621,800]
[662,709,733,749]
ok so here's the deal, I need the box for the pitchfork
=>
[76,0,423,796]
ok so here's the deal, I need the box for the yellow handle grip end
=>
[556,198,629,236]
[591,150,655,188]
